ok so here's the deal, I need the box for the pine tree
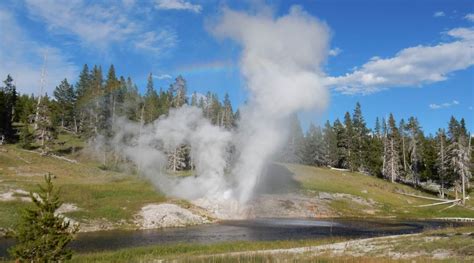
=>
[14,94,36,124]
[169,75,187,108]
[399,118,408,176]
[323,120,338,167]
[209,93,221,125]
[101,65,120,136]
[89,65,104,137]
[222,93,234,129]
[303,123,326,166]
[367,128,384,177]
[447,116,471,204]
[123,77,141,121]
[0,75,18,141]
[407,117,424,186]
[18,124,34,149]
[352,102,369,171]
[191,92,198,106]
[53,79,76,130]
[7,174,79,261]
[280,114,305,163]
[374,117,382,138]
[436,129,452,198]
[75,64,92,136]
[343,112,355,170]
[333,118,348,168]
[383,114,402,182]
[144,73,160,123]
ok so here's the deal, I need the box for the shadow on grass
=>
[253,163,301,195]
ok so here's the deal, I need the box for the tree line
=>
[282,103,472,202]
[1,68,472,201]
[0,64,236,151]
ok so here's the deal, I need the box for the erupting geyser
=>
[111,5,330,218]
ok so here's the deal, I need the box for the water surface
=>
[0,218,461,258]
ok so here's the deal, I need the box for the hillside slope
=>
[286,163,474,219]
[1,144,473,232]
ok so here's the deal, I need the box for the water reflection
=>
[0,218,460,258]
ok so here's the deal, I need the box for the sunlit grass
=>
[288,164,474,219]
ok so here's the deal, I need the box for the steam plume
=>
[107,5,330,216]
[212,6,330,203]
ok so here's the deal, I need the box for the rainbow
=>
[173,60,235,75]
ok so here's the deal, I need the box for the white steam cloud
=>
[113,106,232,200]
[211,6,330,203]
[107,6,330,217]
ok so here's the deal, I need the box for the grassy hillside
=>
[0,137,473,231]
[288,163,474,219]
[0,142,166,230]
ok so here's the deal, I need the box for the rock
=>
[246,193,335,218]
[135,203,210,229]
[319,192,335,200]
[0,189,30,202]
[56,203,81,214]
[361,190,368,194]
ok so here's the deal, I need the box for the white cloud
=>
[24,0,177,54]
[327,27,474,94]
[429,100,460,110]
[433,11,445,17]
[153,74,172,80]
[465,13,474,22]
[135,30,178,55]
[155,0,202,13]
[0,9,77,96]
[329,47,342,56]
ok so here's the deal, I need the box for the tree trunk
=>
[402,136,407,172]
[73,115,78,134]
[390,138,395,183]
[461,166,466,205]
[440,138,445,199]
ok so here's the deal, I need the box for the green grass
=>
[0,142,166,230]
[70,238,346,263]
[287,163,474,219]
[69,227,474,262]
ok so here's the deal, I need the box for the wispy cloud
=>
[433,11,445,17]
[155,0,202,13]
[153,74,173,80]
[429,100,460,110]
[327,27,474,94]
[135,30,178,55]
[465,13,474,22]
[329,47,342,56]
[0,8,78,96]
[24,0,177,55]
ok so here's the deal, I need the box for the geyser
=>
[109,5,330,217]
[212,6,330,203]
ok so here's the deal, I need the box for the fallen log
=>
[20,149,78,164]
[15,154,32,164]
[50,154,78,164]
[397,192,446,202]
[415,199,460,208]
[328,166,350,172]
[439,203,457,212]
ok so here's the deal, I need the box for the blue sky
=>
[0,0,473,134]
